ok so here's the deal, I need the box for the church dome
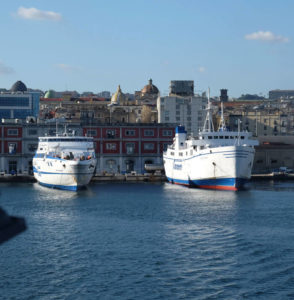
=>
[44,90,56,98]
[111,85,126,105]
[141,79,159,95]
[10,80,27,92]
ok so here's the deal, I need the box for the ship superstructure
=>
[163,92,258,190]
[33,133,96,191]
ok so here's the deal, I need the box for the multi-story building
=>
[157,95,207,135]
[0,81,40,120]
[228,110,294,136]
[269,89,294,100]
[0,122,175,175]
[169,81,194,97]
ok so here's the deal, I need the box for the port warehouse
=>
[1,121,294,175]
[0,122,175,175]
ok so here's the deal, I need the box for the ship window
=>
[241,136,245,139]
[208,136,212,139]
[214,136,218,139]
[225,136,229,139]
[230,136,234,139]
[219,136,224,139]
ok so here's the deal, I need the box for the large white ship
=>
[33,133,96,191]
[163,95,259,191]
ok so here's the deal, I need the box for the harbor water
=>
[0,181,294,299]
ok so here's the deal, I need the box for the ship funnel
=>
[175,126,187,150]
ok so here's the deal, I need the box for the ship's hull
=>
[33,157,96,191]
[164,146,255,191]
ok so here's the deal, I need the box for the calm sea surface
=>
[0,181,294,299]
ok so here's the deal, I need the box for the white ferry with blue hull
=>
[33,135,96,191]
[163,96,258,191]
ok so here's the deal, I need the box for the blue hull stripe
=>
[38,181,80,191]
[166,177,248,188]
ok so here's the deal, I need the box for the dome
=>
[111,85,126,105]
[44,90,56,98]
[141,79,159,95]
[10,80,27,92]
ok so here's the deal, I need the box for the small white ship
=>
[163,93,258,191]
[33,131,96,191]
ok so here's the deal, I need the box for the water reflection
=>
[32,183,95,201]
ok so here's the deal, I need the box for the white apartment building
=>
[157,95,207,136]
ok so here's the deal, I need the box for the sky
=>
[0,0,294,97]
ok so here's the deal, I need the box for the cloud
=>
[55,64,80,73]
[198,66,205,73]
[16,7,62,21]
[0,62,14,75]
[245,31,289,43]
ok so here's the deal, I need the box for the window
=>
[144,143,154,150]
[165,117,170,121]
[28,144,38,152]
[8,143,17,154]
[271,159,278,164]
[7,129,18,136]
[163,130,172,137]
[264,126,267,130]
[225,136,229,139]
[0,97,30,107]
[176,110,180,115]
[126,143,135,154]
[187,117,191,121]
[176,105,180,109]
[28,129,37,135]
[179,152,183,156]
[87,130,97,136]
[144,130,154,136]
[208,136,212,139]
[176,117,180,121]
[106,129,115,138]
[106,143,117,150]
[125,130,135,136]
[214,136,218,139]
[256,159,263,164]
[171,152,174,156]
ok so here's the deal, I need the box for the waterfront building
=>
[0,81,40,120]
[0,122,175,175]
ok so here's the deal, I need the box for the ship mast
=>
[218,101,227,131]
[203,88,214,132]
